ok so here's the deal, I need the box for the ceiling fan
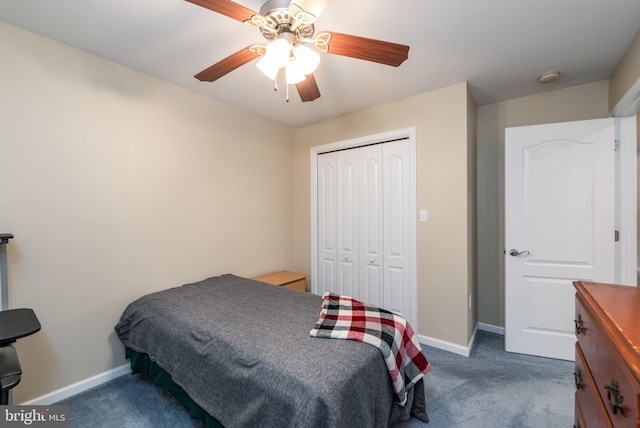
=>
[185,0,410,102]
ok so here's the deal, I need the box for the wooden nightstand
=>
[252,271,307,292]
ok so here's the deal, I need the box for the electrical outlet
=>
[468,294,472,310]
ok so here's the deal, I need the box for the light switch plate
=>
[419,210,428,222]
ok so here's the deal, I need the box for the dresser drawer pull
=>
[573,371,583,390]
[574,314,586,335]
[605,381,625,416]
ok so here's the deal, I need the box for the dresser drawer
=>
[575,342,612,427]
[573,392,587,428]
[576,296,640,427]
[575,393,587,428]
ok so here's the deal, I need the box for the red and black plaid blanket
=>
[310,293,431,406]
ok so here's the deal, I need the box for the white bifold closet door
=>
[317,139,412,320]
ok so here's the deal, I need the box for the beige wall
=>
[291,82,477,347]
[476,80,610,327]
[0,23,294,402]
[610,29,640,112]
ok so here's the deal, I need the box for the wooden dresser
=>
[573,281,640,427]
[251,270,307,292]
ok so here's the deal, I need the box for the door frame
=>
[612,78,640,286]
[310,127,418,329]
[615,116,637,286]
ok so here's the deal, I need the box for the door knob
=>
[509,249,531,257]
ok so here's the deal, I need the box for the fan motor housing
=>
[258,0,315,42]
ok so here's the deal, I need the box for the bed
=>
[115,274,428,427]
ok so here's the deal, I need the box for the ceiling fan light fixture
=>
[265,38,291,68]
[285,61,306,84]
[257,37,320,85]
[293,45,320,75]
[256,37,291,80]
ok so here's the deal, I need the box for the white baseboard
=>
[20,364,130,405]
[467,323,478,354]
[418,322,509,357]
[478,322,505,335]
[418,325,477,358]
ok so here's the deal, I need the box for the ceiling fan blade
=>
[321,32,409,67]
[194,47,260,82]
[185,0,257,23]
[296,74,321,102]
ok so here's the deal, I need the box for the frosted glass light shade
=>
[285,61,306,84]
[266,38,291,68]
[256,39,320,85]
[293,45,320,75]
[256,55,279,80]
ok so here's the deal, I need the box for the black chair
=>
[0,234,40,404]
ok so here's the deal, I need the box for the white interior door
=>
[505,118,615,361]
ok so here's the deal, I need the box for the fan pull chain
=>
[270,71,290,103]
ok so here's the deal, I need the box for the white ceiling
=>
[1,0,639,127]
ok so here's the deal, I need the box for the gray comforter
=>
[115,274,425,427]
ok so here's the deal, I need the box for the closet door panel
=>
[383,140,412,321]
[317,153,337,297]
[359,145,384,307]
[388,267,406,315]
[337,151,359,298]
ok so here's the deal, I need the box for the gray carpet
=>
[57,331,574,427]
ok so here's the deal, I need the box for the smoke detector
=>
[539,70,560,84]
